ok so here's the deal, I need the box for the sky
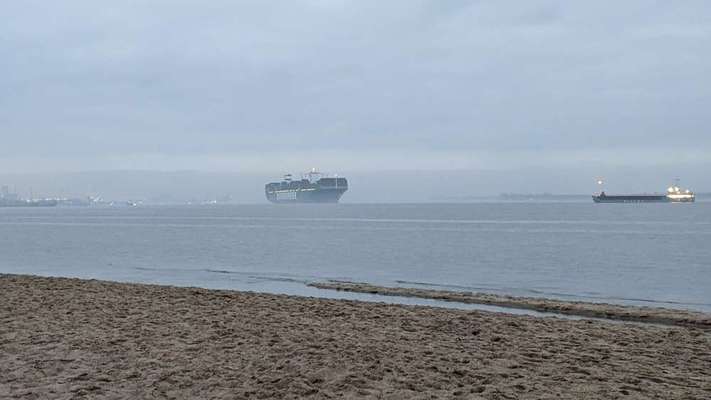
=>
[1,1,710,197]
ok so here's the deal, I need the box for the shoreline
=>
[309,281,711,330]
[2,274,710,398]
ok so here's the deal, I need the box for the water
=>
[1,202,710,312]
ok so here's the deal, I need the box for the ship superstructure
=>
[265,170,348,203]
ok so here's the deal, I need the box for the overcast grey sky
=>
[1,1,710,177]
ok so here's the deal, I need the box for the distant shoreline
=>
[432,192,711,202]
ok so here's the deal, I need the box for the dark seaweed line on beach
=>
[308,281,711,331]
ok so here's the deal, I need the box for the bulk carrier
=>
[265,170,348,203]
[593,182,695,203]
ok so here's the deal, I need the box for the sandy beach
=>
[1,274,710,399]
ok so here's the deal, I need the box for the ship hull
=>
[592,195,694,203]
[266,188,346,204]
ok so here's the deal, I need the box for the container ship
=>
[592,182,695,203]
[265,170,348,203]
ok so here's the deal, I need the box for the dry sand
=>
[309,281,711,330]
[1,274,710,399]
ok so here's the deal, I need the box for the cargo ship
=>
[592,182,695,203]
[265,170,348,203]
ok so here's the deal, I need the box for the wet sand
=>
[309,281,711,330]
[1,274,710,399]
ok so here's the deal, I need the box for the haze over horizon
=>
[2,1,710,199]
